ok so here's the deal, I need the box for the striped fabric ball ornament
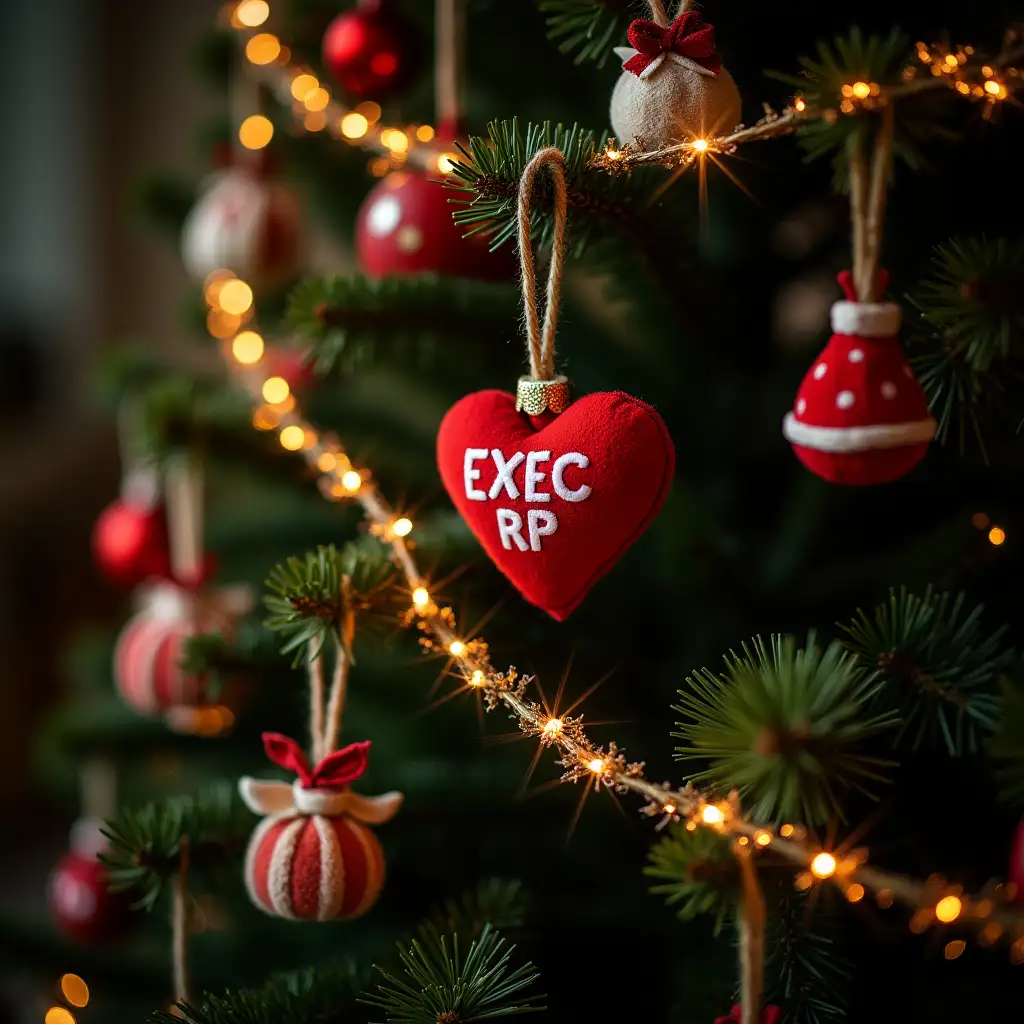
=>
[239,733,403,922]
[113,580,238,715]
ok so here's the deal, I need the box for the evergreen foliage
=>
[538,0,629,68]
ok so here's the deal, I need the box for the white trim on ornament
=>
[830,301,902,337]
[612,47,716,80]
[783,413,937,452]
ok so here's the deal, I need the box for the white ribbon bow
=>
[238,777,404,823]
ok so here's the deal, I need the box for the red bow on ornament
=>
[714,1006,783,1024]
[623,11,723,77]
[262,732,370,790]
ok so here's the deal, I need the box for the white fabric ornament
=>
[609,10,741,150]
[181,168,301,289]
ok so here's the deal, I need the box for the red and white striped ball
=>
[114,583,233,715]
[244,812,385,921]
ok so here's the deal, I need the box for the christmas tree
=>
[7,1,1024,1023]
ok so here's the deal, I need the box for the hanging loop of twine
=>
[517,147,568,383]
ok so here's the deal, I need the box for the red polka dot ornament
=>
[783,271,936,486]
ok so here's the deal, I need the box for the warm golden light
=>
[437,152,460,174]
[290,73,319,101]
[341,469,362,492]
[754,830,772,847]
[239,114,274,150]
[252,405,280,430]
[304,87,330,112]
[279,425,305,451]
[340,112,369,138]
[701,804,724,825]
[588,758,606,774]
[261,376,290,404]
[935,894,963,923]
[470,669,485,686]
[779,824,794,837]
[206,310,242,339]
[543,718,563,736]
[246,33,281,65]
[415,124,435,142]
[392,517,413,537]
[945,939,966,960]
[219,278,254,315]
[985,81,1008,99]
[795,872,813,891]
[690,138,709,152]
[235,0,270,27]
[448,640,466,657]
[810,852,837,879]
[989,526,1006,545]
[944,54,958,67]
[317,452,336,472]
[203,269,234,307]
[302,429,318,449]
[304,111,326,132]
[231,330,264,364]
[846,883,865,903]
[380,129,410,153]
[663,803,676,815]
[605,148,621,160]
[45,1009,75,1024]
[412,586,430,609]
[60,975,89,1008]
[851,81,872,99]
[794,97,806,111]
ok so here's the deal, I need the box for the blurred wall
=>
[0,0,217,814]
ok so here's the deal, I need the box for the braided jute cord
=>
[517,147,568,382]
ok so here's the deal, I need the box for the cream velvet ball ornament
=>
[609,10,741,150]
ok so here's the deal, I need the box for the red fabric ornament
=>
[48,820,130,943]
[623,10,723,77]
[92,497,170,588]
[437,390,674,620]
[322,0,422,100]
[783,272,936,486]
[239,733,402,921]
[356,169,514,281]
[113,580,244,716]
[181,168,301,290]
[1010,818,1024,901]
[714,1006,783,1024]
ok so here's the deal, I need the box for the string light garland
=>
[591,33,1023,175]
[227,3,451,175]
[200,266,1024,961]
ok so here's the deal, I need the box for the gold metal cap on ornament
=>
[516,375,571,416]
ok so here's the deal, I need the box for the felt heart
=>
[437,389,675,620]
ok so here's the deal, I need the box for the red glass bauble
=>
[92,499,170,588]
[322,1,422,100]
[356,169,514,280]
[49,822,130,943]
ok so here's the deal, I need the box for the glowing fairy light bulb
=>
[231,330,264,364]
[412,587,430,609]
[341,112,369,139]
[341,470,362,492]
[810,852,837,879]
[663,803,676,815]
[470,669,485,686]
[989,526,1006,545]
[262,376,290,404]
[690,138,709,152]
[588,758,606,774]
[935,895,962,923]
[235,0,270,27]
[701,804,724,826]
[279,425,304,451]
[219,278,254,315]
[755,830,772,847]
[543,718,563,737]
[238,115,273,150]
[851,81,872,98]
[392,517,413,537]
[448,640,466,657]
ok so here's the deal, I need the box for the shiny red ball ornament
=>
[356,169,514,280]
[782,271,936,486]
[92,496,170,588]
[49,820,130,943]
[322,0,422,100]
[1011,817,1024,902]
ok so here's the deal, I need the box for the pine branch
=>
[763,893,852,1024]
[537,0,631,68]
[906,237,1024,451]
[645,821,740,934]
[361,923,544,1024]
[263,542,399,664]
[839,587,1012,755]
[286,275,518,375]
[445,119,695,301]
[769,28,956,189]
[149,962,366,1024]
[423,878,529,944]
[990,676,1024,806]
[673,635,899,825]
[100,783,250,913]
[179,625,291,696]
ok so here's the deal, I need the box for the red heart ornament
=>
[437,389,675,620]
